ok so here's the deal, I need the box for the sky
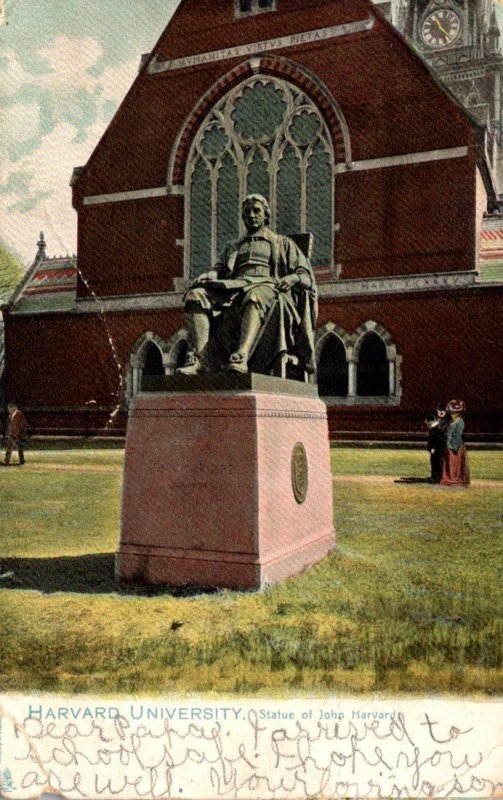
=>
[0,0,179,264]
[1,0,503,266]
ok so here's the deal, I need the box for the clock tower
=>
[372,0,503,196]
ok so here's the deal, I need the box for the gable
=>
[10,256,77,315]
[72,0,475,202]
[70,0,481,297]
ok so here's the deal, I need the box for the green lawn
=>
[0,447,502,696]
[331,446,503,481]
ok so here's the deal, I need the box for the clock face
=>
[421,8,461,48]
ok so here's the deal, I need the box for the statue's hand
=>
[277,273,301,292]
[192,270,218,287]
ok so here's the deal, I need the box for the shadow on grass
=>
[0,554,218,597]
[394,477,433,484]
[27,438,125,451]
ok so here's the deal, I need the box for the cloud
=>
[0,121,104,262]
[37,36,104,94]
[0,171,33,198]
[1,0,176,264]
[0,50,29,98]
[1,50,140,261]
[2,101,40,157]
[1,35,135,155]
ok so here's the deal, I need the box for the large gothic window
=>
[186,76,334,278]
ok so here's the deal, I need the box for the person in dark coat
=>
[425,412,446,483]
[435,403,450,433]
[3,401,28,466]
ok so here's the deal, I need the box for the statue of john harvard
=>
[177,194,318,377]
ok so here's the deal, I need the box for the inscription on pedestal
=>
[291,442,308,504]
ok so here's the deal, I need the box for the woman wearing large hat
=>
[440,400,470,487]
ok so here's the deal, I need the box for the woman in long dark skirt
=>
[440,399,470,487]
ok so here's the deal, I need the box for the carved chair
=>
[247,232,315,383]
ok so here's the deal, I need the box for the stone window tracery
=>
[126,331,189,399]
[315,321,402,405]
[186,75,334,278]
[127,333,166,399]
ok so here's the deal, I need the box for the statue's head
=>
[242,194,271,229]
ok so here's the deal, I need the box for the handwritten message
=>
[0,698,502,798]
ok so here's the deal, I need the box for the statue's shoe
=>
[176,356,202,375]
[228,352,249,373]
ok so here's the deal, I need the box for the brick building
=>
[3,0,503,440]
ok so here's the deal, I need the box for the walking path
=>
[1,462,121,474]
[4,462,501,487]
[333,474,502,488]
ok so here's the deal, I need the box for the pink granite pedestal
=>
[116,375,335,590]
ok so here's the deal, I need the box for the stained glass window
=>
[217,153,240,254]
[190,158,212,277]
[186,76,334,276]
[277,147,301,235]
[307,142,333,267]
[247,149,270,199]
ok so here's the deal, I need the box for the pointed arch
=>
[168,54,352,191]
[127,332,167,398]
[353,321,397,361]
[130,332,166,366]
[315,321,402,405]
[353,321,402,401]
[315,322,354,357]
[177,61,346,278]
[164,328,190,375]
[126,329,191,397]
[315,324,351,399]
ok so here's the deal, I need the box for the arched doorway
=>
[317,335,348,397]
[356,332,389,396]
[142,341,164,378]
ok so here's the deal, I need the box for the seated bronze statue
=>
[177,194,318,377]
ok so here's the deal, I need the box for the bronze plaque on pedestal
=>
[291,442,308,504]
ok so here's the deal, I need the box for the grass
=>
[331,447,503,481]
[0,447,502,696]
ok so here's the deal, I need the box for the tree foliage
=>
[0,239,25,305]
[0,240,27,380]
